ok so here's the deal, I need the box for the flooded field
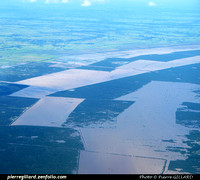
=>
[0,0,200,174]
[1,46,200,174]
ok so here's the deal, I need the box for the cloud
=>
[148,1,157,6]
[93,0,105,3]
[45,0,58,3]
[44,0,69,3]
[81,0,92,6]
[62,0,69,3]
[24,0,105,5]
[29,0,37,2]
[26,0,69,3]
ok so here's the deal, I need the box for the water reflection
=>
[77,81,200,174]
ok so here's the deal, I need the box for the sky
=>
[1,0,199,9]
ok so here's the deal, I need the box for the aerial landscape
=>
[0,0,200,174]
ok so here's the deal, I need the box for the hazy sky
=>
[2,0,200,9]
